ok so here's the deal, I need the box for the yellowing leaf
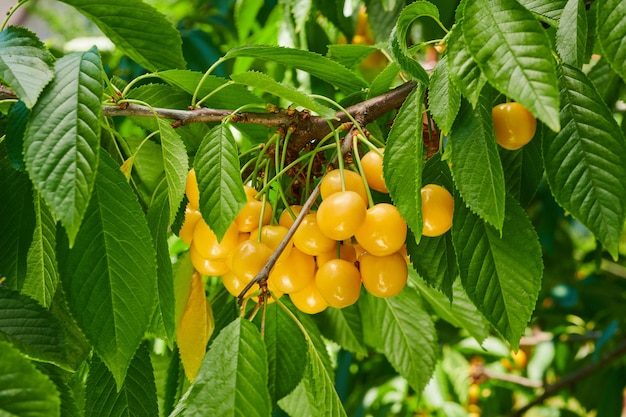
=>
[177,271,209,381]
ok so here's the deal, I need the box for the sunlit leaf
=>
[60,0,185,71]
[462,0,560,131]
[157,119,188,224]
[195,124,247,241]
[24,47,102,246]
[429,55,461,134]
[446,22,487,107]
[0,27,54,108]
[172,319,271,417]
[556,0,587,68]
[384,85,425,240]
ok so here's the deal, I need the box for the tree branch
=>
[102,81,417,148]
[509,338,626,417]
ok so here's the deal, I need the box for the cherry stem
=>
[237,129,356,306]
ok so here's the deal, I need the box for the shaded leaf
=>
[0,341,60,417]
[6,101,29,170]
[146,193,176,343]
[314,304,367,356]
[412,273,489,343]
[0,290,69,369]
[384,85,425,240]
[556,0,587,68]
[542,64,626,259]
[224,45,367,93]
[22,191,59,308]
[361,287,438,394]
[452,195,543,349]
[499,131,543,207]
[231,71,335,118]
[264,303,308,404]
[172,319,271,417]
[0,152,35,290]
[234,0,264,41]
[587,57,622,106]
[462,0,560,131]
[62,152,157,387]
[0,26,54,108]
[195,124,247,240]
[448,98,506,230]
[597,0,626,82]
[84,343,158,417]
[24,47,102,246]
[60,0,185,71]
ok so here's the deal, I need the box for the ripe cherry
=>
[179,205,201,245]
[361,148,388,193]
[293,213,336,256]
[316,241,357,267]
[249,224,292,262]
[421,184,454,237]
[492,102,537,150]
[354,203,407,256]
[229,240,273,282]
[315,259,362,308]
[359,252,408,298]
[279,205,303,229]
[320,169,368,204]
[193,220,239,260]
[185,169,200,209]
[290,280,328,314]
[316,190,367,240]
[235,186,272,232]
[269,247,315,294]
[189,243,230,277]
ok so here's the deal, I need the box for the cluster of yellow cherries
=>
[179,148,454,314]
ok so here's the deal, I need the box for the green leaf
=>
[542,64,626,259]
[556,0,587,68]
[263,304,308,404]
[452,196,543,349]
[412,273,489,343]
[0,340,60,417]
[224,45,367,93]
[62,152,157,387]
[195,124,247,240]
[0,153,35,290]
[6,101,29,170]
[0,26,54,108]
[22,191,59,308]
[367,62,401,99]
[0,290,69,369]
[587,57,622,106]
[147,194,176,343]
[85,343,158,417]
[448,98,506,230]
[407,229,457,300]
[234,0,264,41]
[517,0,566,26]
[278,312,347,417]
[429,55,461,135]
[462,0,560,131]
[230,71,336,118]
[389,1,440,85]
[384,85,425,240]
[499,132,543,207]
[59,0,185,71]
[24,47,102,246]
[157,70,264,108]
[313,304,367,356]
[327,44,380,69]
[158,119,188,224]
[446,22,487,107]
[172,319,271,417]
[291,0,312,32]
[174,253,195,327]
[596,0,626,82]
[361,287,438,395]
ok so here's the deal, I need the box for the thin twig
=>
[482,368,543,389]
[236,129,356,307]
[510,338,626,417]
